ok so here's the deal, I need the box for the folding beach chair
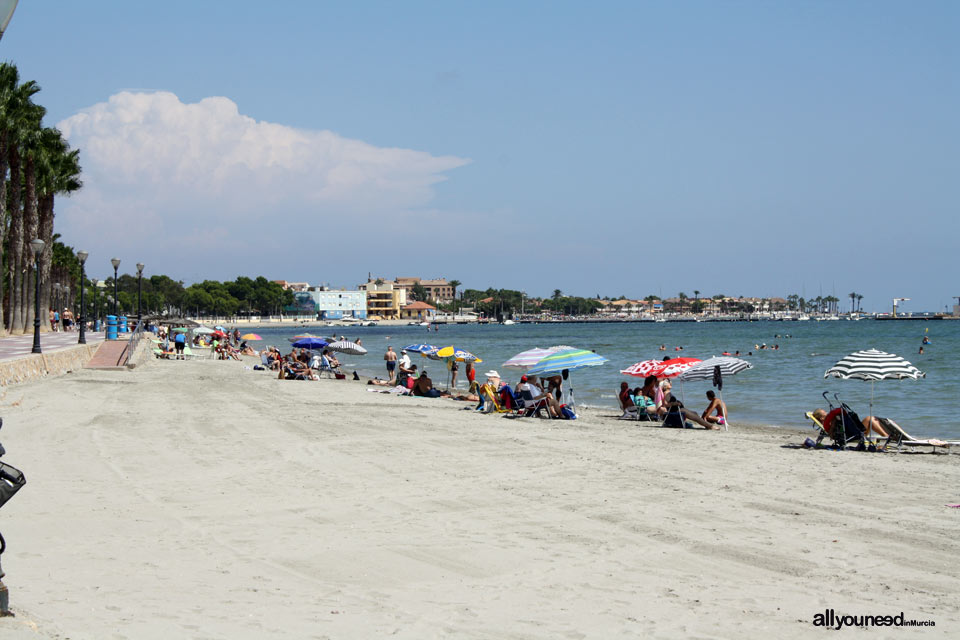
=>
[878,418,960,453]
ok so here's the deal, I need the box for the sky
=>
[3,1,957,312]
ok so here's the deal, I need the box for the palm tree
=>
[693,289,700,314]
[552,289,563,300]
[0,63,21,333]
[38,128,82,321]
[4,75,42,333]
[856,294,863,312]
[19,101,46,331]
[849,292,857,314]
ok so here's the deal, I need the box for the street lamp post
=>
[91,279,99,330]
[77,250,88,344]
[136,262,144,327]
[30,238,44,354]
[110,258,121,318]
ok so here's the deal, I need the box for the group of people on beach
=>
[618,377,726,429]
[260,345,351,381]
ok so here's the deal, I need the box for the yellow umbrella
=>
[240,333,263,340]
[435,346,482,363]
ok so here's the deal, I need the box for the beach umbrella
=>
[435,346,482,362]
[171,327,189,333]
[288,333,323,343]
[327,340,367,356]
[677,357,753,431]
[502,345,575,370]
[433,346,482,390]
[824,349,924,418]
[240,333,263,341]
[292,337,329,350]
[621,357,701,379]
[402,343,440,354]
[526,348,608,410]
[193,326,215,335]
[677,356,753,382]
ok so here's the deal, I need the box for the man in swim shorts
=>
[384,346,397,383]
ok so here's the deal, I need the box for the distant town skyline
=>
[4,1,956,312]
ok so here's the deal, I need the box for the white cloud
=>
[55,91,470,280]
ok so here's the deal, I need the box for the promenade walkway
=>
[0,330,105,362]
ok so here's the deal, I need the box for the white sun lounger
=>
[879,418,960,453]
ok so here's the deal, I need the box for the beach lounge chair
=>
[877,418,960,453]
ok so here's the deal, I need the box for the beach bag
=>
[334,373,346,380]
[560,405,577,420]
[663,409,684,428]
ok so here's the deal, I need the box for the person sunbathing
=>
[811,408,889,438]
[279,358,315,380]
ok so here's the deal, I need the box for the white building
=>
[309,289,367,320]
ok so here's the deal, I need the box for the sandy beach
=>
[0,357,957,639]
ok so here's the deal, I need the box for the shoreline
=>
[2,357,957,638]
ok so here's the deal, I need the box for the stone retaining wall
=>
[0,344,100,386]
[125,337,155,369]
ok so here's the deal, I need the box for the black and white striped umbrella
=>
[677,356,753,382]
[824,349,924,381]
[326,340,368,356]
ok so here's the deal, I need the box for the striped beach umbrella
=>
[677,356,753,382]
[288,333,323,343]
[240,333,263,341]
[526,349,608,411]
[503,345,575,370]
[824,349,924,382]
[824,349,924,418]
[327,340,368,356]
[677,357,753,431]
[621,357,701,379]
[526,348,607,377]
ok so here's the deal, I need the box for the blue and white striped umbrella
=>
[526,348,608,377]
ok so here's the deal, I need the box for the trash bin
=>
[106,315,118,340]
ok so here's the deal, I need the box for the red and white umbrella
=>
[621,357,702,379]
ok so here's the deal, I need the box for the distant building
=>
[309,289,367,320]
[393,277,454,303]
[273,280,311,292]
[400,301,436,321]
[358,280,407,320]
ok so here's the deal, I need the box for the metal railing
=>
[117,319,146,366]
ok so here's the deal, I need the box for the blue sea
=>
[249,319,959,439]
